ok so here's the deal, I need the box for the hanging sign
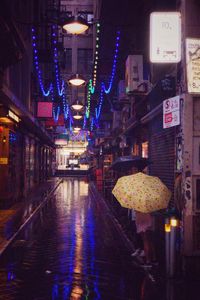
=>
[37,102,53,118]
[163,96,180,128]
[186,38,200,94]
[150,12,181,63]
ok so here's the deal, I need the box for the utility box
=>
[125,55,143,94]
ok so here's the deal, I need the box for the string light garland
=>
[90,117,94,131]
[52,25,65,96]
[51,91,61,122]
[53,106,60,122]
[62,92,69,120]
[89,22,101,94]
[95,83,104,119]
[83,115,87,129]
[32,27,53,97]
[86,80,93,118]
[102,30,120,94]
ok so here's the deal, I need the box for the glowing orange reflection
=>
[70,212,84,299]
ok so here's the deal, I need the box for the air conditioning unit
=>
[125,55,143,94]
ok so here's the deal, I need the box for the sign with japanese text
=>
[186,38,200,94]
[163,96,180,128]
[150,12,181,63]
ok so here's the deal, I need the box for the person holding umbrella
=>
[112,170,171,267]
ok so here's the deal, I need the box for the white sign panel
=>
[186,38,200,94]
[150,12,181,63]
[163,96,180,128]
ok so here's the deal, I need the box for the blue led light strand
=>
[53,106,60,122]
[90,117,94,131]
[83,115,87,129]
[52,25,65,96]
[32,27,53,97]
[102,31,120,94]
[95,83,104,120]
[62,91,69,120]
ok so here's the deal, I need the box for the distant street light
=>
[62,16,89,34]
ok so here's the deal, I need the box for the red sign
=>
[37,102,53,118]
[45,114,65,127]
[164,113,173,123]
[163,96,180,128]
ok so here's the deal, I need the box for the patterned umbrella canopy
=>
[112,172,171,213]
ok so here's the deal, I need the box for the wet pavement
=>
[0,178,199,300]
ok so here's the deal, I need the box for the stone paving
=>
[0,178,198,300]
[0,178,61,253]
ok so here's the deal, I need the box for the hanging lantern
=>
[73,112,83,120]
[68,74,86,86]
[74,126,81,132]
[62,16,89,35]
[71,100,84,111]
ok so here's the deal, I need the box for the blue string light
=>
[102,31,120,94]
[95,83,104,120]
[83,115,87,129]
[90,117,94,131]
[32,27,53,97]
[52,25,65,96]
[62,91,69,120]
[53,106,60,122]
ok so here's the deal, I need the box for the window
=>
[132,143,139,156]
[77,49,93,74]
[78,12,94,24]
[142,142,148,158]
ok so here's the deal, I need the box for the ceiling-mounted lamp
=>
[73,126,81,132]
[68,74,86,86]
[73,112,83,120]
[71,100,84,111]
[62,16,89,35]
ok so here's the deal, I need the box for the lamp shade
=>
[74,126,81,132]
[73,112,83,120]
[71,100,84,111]
[68,74,86,86]
[62,16,89,34]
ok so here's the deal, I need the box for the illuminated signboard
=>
[8,110,20,123]
[37,102,53,118]
[150,12,181,63]
[186,38,200,94]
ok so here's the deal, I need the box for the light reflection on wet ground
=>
[0,178,199,300]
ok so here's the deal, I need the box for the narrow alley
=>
[0,179,198,300]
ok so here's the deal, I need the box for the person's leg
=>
[141,232,150,263]
[141,230,156,263]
